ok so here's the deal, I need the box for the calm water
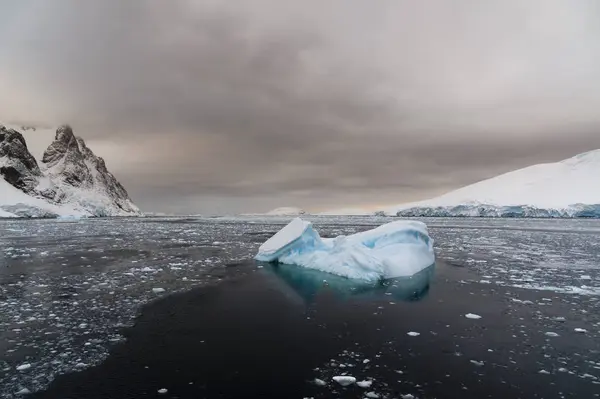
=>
[1,217,600,398]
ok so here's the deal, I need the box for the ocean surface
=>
[1,216,599,398]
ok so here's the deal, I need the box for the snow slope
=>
[383,149,600,217]
[0,178,83,218]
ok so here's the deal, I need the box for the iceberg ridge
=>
[255,218,435,281]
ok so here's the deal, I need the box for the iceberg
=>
[255,218,435,281]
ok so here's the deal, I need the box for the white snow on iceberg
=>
[255,218,435,281]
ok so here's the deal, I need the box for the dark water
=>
[32,262,600,399]
[2,217,600,398]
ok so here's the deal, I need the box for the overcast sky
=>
[2,0,600,214]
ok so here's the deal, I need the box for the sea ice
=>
[465,313,482,319]
[255,218,434,280]
[314,378,327,386]
[16,364,31,371]
[332,376,356,386]
[357,380,373,388]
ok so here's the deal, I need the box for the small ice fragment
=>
[574,328,587,333]
[363,359,370,364]
[314,378,326,386]
[407,332,420,337]
[545,332,559,337]
[141,267,154,272]
[401,395,415,399]
[152,288,166,294]
[332,376,356,386]
[554,317,566,322]
[15,388,31,395]
[16,363,31,371]
[395,370,404,374]
[465,313,482,319]
[366,392,380,398]
[539,370,550,374]
[470,360,484,367]
[158,388,168,394]
[581,275,592,280]
[558,368,568,372]
[357,380,372,388]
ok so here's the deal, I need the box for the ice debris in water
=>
[470,360,485,367]
[16,363,31,371]
[366,392,380,398]
[465,313,482,319]
[255,218,434,280]
[314,378,327,386]
[152,287,166,294]
[158,388,168,394]
[407,332,420,337]
[357,380,373,388]
[332,376,356,386]
[574,328,587,333]
[545,332,559,337]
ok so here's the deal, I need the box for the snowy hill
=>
[382,149,600,218]
[265,207,306,216]
[0,124,141,218]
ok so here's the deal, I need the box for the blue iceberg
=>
[255,218,435,281]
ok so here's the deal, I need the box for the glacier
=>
[255,218,435,281]
[380,149,600,218]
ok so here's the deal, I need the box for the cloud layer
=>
[2,0,600,213]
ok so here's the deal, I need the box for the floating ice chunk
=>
[314,378,326,386]
[152,288,166,294]
[407,332,420,337]
[255,218,434,281]
[545,332,559,337]
[539,370,550,374]
[357,380,373,388]
[366,392,380,398]
[158,388,168,394]
[15,388,31,395]
[401,395,415,399]
[16,363,31,371]
[470,360,484,367]
[465,313,482,319]
[332,376,356,386]
[574,328,587,333]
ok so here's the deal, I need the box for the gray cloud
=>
[2,0,600,213]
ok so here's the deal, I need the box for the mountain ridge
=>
[0,124,140,218]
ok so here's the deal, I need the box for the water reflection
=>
[261,262,434,303]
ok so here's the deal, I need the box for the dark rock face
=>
[0,125,41,192]
[42,125,93,187]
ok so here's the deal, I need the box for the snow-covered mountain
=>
[0,124,141,218]
[382,149,600,218]
[265,207,306,216]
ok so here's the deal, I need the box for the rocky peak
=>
[0,125,41,191]
[39,125,139,214]
[42,125,93,187]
